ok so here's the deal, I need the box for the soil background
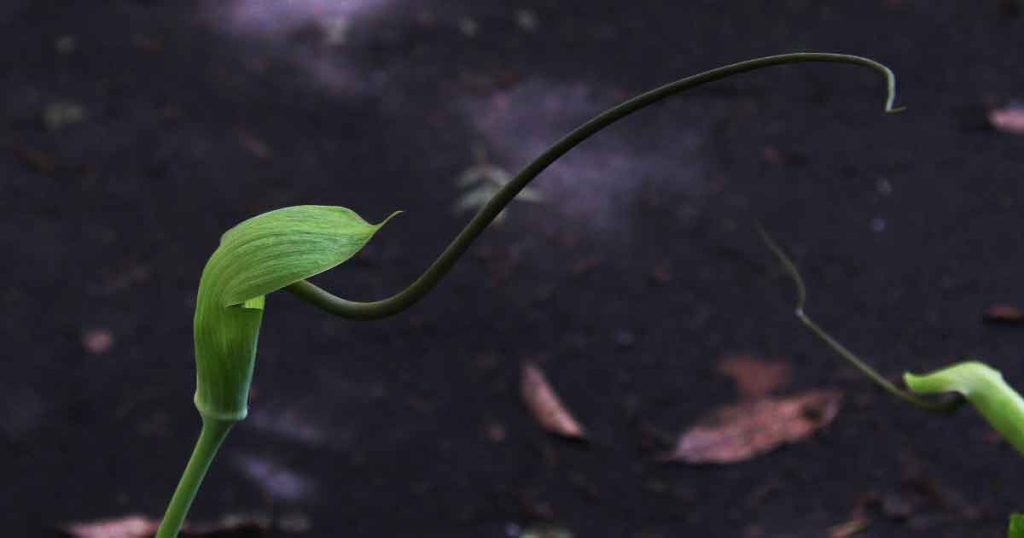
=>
[3,1,1024,537]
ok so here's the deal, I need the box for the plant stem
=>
[758,226,964,414]
[156,417,234,538]
[285,52,904,320]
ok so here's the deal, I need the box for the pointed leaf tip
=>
[377,210,403,227]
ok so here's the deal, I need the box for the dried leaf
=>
[828,516,871,538]
[60,513,272,537]
[982,304,1024,325]
[661,389,842,464]
[60,515,158,538]
[521,362,586,440]
[989,105,1024,134]
[717,355,790,399]
[453,162,542,223]
[82,329,115,355]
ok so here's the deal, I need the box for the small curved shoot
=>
[758,227,963,413]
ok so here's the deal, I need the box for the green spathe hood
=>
[192,205,397,420]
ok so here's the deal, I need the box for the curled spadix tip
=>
[377,210,404,227]
[879,65,904,114]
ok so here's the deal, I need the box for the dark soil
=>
[3,1,1024,537]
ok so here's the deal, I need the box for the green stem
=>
[156,417,235,538]
[285,52,904,320]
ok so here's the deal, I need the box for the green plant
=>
[1010,513,1024,538]
[156,52,905,537]
[761,230,1024,534]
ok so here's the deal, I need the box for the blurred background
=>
[3,1,1024,536]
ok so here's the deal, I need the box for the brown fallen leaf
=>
[828,516,871,538]
[82,329,115,355]
[61,513,271,537]
[521,361,586,440]
[717,355,790,399]
[60,515,157,538]
[982,304,1024,325]
[660,389,842,464]
[988,105,1024,134]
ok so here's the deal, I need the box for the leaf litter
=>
[520,361,586,440]
[59,513,273,537]
[660,389,842,464]
[61,515,157,538]
[82,328,115,355]
[982,304,1024,325]
[662,354,840,464]
[988,103,1024,134]
[717,355,790,399]
[827,515,871,538]
[453,150,542,224]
